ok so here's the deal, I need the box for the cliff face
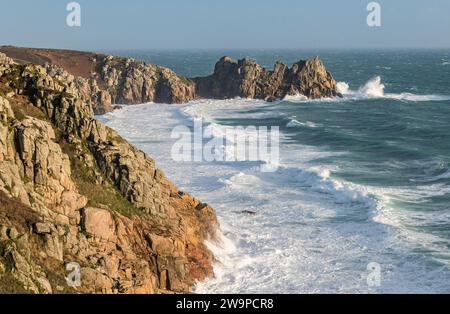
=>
[0,47,339,114]
[0,53,217,294]
[45,55,197,115]
[97,55,196,106]
[0,47,197,114]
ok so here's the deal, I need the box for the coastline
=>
[2,46,450,294]
[0,46,339,114]
[0,52,218,294]
[0,45,337,294]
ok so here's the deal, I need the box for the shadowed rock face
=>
[0,53,217,294]
[0,47,339,114]
[194,56,338,101]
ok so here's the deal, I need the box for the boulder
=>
[81,207,116,241]
[33,222,52,235]
[80,267,114,293]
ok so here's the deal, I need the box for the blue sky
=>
[1,0,449,50]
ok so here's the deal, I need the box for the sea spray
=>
[358,76,385,97]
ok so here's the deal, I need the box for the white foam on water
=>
[358,76,386,97]
[193,77,450,107]
[336,81,350,94]
[283,93,309,102]
[183,98,273,121]
[286,119,318,128]
[282,76,450,103]
[99,99,450,293]
[283,94,336,103]
[337,77,450,102]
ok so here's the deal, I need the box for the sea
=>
[98,49,450,293]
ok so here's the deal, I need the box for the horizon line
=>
[2,44,450,53]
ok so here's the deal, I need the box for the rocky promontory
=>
[0,46,339,114]
[0,47,197,114]
[194,56,338,101]
[0,52,217,294]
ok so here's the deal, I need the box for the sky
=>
[0,0,449,50]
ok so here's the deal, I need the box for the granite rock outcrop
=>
[0,47,339,114]
[0,53,217,294]
[194,56,339,101]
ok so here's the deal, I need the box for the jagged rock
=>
[195,56,338,101]
[0,96,14,122]
[80,267,114,293]
[146,233,184,257]
[33,222,52,234]
[98,55,196,107]
[45,63,114,115]
[14,117,88,215]
[0,52,13,77]
[43,232,64,261]
[0,97,32,205]
[0,55,218,294]
[0,225,52,294]
[0,47,339,115]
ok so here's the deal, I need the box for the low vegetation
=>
[58,138,142,218]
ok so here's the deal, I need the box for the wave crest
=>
[337,77,450,102]
[358,76,385,97]
[282,76,450,103]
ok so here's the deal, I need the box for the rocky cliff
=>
[194,56,339,101]
[0,47,197,114]
[0,47,339,114]
[0,53,217,294]
[0,46,340,294]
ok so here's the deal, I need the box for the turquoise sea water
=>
[101,50,450,293]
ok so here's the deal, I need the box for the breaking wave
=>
[339,76,450,102]
[284,76,450,103]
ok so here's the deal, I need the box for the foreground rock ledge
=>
[0,52,218,294]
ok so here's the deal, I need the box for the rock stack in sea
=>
[194,56,339,101]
